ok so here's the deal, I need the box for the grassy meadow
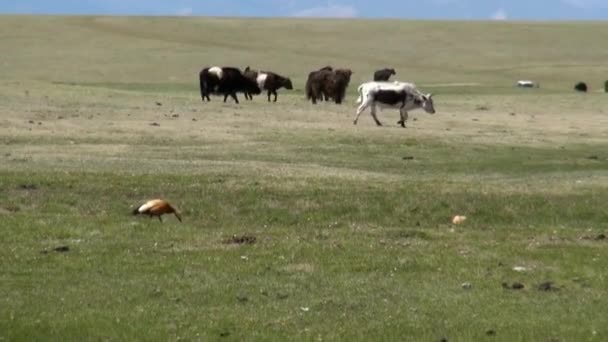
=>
[2,16,608,341]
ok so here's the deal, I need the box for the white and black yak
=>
[242,67,293,102]
[199,66,261,104]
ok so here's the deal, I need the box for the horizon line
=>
[0,13,606,22]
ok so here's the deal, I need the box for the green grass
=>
[2,15,608,341]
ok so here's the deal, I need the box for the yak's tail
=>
[356,84,364,104]
[305,77,313,100]
[199,69,206,101]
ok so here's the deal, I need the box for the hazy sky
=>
[1,0,608,20]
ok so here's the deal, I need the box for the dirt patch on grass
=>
[17,183,38,190]
[0,205,20,214]
[222,234,257,245]
[41,245,70,254]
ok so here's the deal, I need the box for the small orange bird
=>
[132,199,182,222]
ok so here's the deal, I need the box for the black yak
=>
[305,67,352,104]
[373,68,396,81]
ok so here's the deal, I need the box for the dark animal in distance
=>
[373,68,396,81]
[327,68,353,104]
[132,199,182,222]
[306,66,333,102]
[574,82,588,92]
[243,67,293,102]
[306,67,353,104]
[199,66,261,104]
[319,66,336,100]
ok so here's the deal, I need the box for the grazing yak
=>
[373,68,396,81]
[199,66,261,104]
[305,67,353,104]
[243,67,293,102]
[354,81,435,127]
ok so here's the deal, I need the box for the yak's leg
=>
[370,104,382,126]
[311,87,319,104]
[353,100,371,125]
[230,92,239,104]
[267,90,272,102]
[223,93,229,103]
[398,109,409,128]
[158,216,163,222]
[397,109,405,127]
[273,90,278,102]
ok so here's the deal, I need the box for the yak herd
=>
[198,65,396,105]
[198,65,436,127]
